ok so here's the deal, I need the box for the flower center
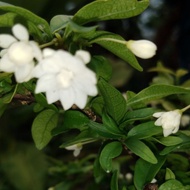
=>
[56,69,74,88]
[8,42,33,65]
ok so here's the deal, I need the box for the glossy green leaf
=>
[32,109,59,150]
[159,179,185,190]
[126,84,190,108]
[125,138,157,164]
[94,156,106,183]
[90,31,142,71]
[99,141,122,172]
[111,170,119,190]
[134,155,166,190]
[50,15,72,33]
[88,56,112,81]
[127,121,162,139]
[98,78,127,123]
[73,0,149,24]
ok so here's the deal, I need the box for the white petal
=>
[75,50,91,64]
[46,90,60,104]
[0,34,17,48]
[74,89,87,109]
[14,63,34,82]
[29,41,42,61]
[60,89,75,110]
[153,112,165,118]
[0,54,15,72]
[73,149,81,157]
[43,48,56,57]
[154,118,162,126]
[35,74,57,93]
[12,24,29,41]
[163,128,173,137]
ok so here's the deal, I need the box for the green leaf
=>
[111,170,119,190]
[126,84,190,108]
[165,168,176,180]
[125,138,157,164]
[94,156,106,183]
[50,15,72,33]
[88,56,112,81]
[52,110,89,136]
[88,120,123,139]
[90,31,142,71]
[0,4,52,40]
[156,136,183,146]
[99,141,123,172]
[73,0,149,24]
[134,155,166,190]
[159,179,185,190]
[32,109,59,150]
[59,128,99,148]
[98,78,127,123]
[120,107,157,128]
[127,121,162,139]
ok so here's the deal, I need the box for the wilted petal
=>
[12,24,29,41]
[0,34,17,48]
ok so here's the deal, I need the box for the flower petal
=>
[46,90,60,104]
[0,34,17,48]
[14,62,34,82]
[29,41,42,61]
[153,112,165,118]
[163,128,173,137]
[12,24,29,41]
[75,50,91,64]
[0,54,15,72]
[74,88,87,109]
[60,89,75,110]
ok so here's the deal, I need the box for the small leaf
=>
[50,15,72,33]
[32,109,59,150]
[134,156,166,190]
[111,170,119,190]
[155,136,183,146]
[165,168,175,180]
[88,56,112,81]
[90,31,142,71]
[52,110,89,136]
[73,0,149,24]
[99,141,122,172]
[126,84,190,108]
[127,121,162,139]
[125,138,157,164]
[98,78,127,123]
[159,179,185,190]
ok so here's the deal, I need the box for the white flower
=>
[0,24,42,82]
[33,48,97,110]
[126,40,157,59]
[153,110,182,137]
[65,144,83,157]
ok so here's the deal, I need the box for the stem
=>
[181,104,190,112]
[39,38,58,48]
[90,37,126,45]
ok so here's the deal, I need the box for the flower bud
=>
[126,40,157,59]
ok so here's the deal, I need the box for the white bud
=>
[126,40,157,59]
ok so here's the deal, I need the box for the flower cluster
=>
[0,24,97,110]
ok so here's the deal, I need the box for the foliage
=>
[0,1,190,190]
